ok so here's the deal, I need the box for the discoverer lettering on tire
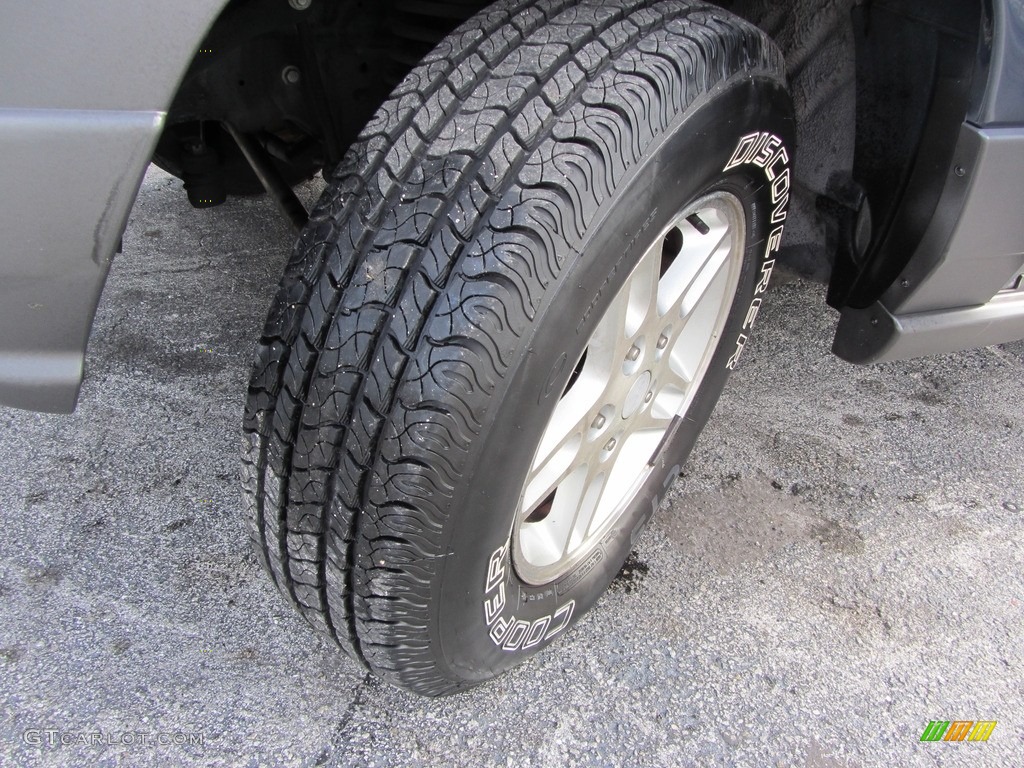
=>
[723,131,792,370]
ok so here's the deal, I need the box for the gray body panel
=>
[0,110,160,411]
[834,285,1024,364]
[832,122,1024,363]
[891,126,1024,314]
[0,0,227,412]
[1,2,225,112]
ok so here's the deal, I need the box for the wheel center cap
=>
[622,371,651,419]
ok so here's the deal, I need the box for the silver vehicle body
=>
[0,0,227,412]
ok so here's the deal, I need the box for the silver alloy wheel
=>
[512,191,747,585]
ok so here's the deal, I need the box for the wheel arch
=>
[0,0,234,412]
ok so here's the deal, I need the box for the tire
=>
[243,0,794,696]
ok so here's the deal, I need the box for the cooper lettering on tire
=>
[243,0,794,696]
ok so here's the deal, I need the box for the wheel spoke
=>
[566,424,662,553]
[564,463,610,555]
[677,235,732,320]
[614,426,665,484]
[586,245,660,377]
[667,241,734,382]
[519,464,589,567]
[631,390,679,434]
[522,412,586,514]
[584,283,633,377]
[657,215,731,317]
[624,240,661,335]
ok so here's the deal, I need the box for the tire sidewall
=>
[435,75,795,684]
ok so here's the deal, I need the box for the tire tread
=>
[242,0,785,694]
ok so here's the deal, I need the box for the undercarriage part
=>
[153,0,334,203]
[154,120,319,200]
[224,123,308,231]
[179,134,227,208]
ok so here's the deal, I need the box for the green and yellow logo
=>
[920,720,996,742]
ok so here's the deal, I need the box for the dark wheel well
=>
[155,0,494,207]
[161,0,984,303]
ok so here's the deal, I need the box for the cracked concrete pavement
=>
[0,168,1021,767]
